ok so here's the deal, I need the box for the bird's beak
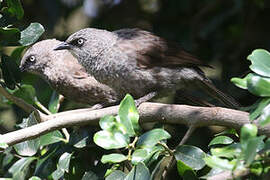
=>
[54,42,71,50]
[19,64,26,72]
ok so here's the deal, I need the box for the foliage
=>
[1,1,270,180]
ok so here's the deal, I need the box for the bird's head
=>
[54,28,117,63]
[20,39,64,75]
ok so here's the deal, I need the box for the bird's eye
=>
[77,38,84,46]
[28,55,36,62]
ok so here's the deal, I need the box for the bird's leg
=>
[135,91,158,107]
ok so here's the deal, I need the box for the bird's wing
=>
[113,28,210,68]
[63,53,90,79]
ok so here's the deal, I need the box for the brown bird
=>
[20,39,119,107]
[55,28,239,108]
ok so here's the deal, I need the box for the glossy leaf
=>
[176,159,194,177]
[1,54,21,89]
[132,145,164,165]
[247,49,270,77]
[82,171,99,180]
[29,176,41,180]
[200,168,224,179]
[8,157,36,180]
[19,23,45,46]
[131,149,148,164]
[101,153,127,164]
[250,98,270,120]
[94,130,129,150]
[0,142,8,149]
[0,27,20,46]
[99,115,117,131]
[208,136,233,146]
[259,104,270,126]
[210,143,241,158]
[58,152,72,173]
[34,148,57,177]
[231,74,250,89]
[12,84,36,104]
[106,170,126,180]
[240,124,258,149]
[244,136,265,165]
[69,129,90,148]
[204,155,234,171]
[174,145,206,171]
[39,130,63,146]
[6,0,24,19]
[118,94,140,136]
[52,168,64,180]
[14,113,40,156]
[48,91,60,114]
[137,128,171,148]
[124,163,150,180]
[246,73,270,97]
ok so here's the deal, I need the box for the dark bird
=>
[20,39,119,107]
[54,28,239,108]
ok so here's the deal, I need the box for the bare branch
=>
[0,84,46,122]
[0,102,256,146]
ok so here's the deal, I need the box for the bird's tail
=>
[199,80,240,109]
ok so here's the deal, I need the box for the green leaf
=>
[8,157,36,180]
[0,142,8,149]
[6,0,24,19]
[69,129,90,148]
[131,149,148,164]
[200,168,224,179]
[215,128,239,137]
[176,159,194,177]
[118,94,140,136]
[124,163,150,180]
[34,148,57,177]
[250,98,270,120]
[29,176,41,180]
[208,136,234,146]
[106,170,126,180]
[0,27,20,46]
[137,128,171,148]
[244,136,265,166]
[1,54,21,89]
[240,124,258,149]
[247,49,270,77]
[94,130,129,150]
[99,115,117,131]
[52,168,64,180]
[14,113,40,156]
[101,153,127,164]
[12,84,36,104]
[259,104,270,126]
[48,91,60,114]
[19,23,45,46]
[39,130,63,146]
[82,171,99,180]
[11,46,27,63]
[231,74,250,89]
[210,143,241,158]
[58,152,72,173]
[174,145,206,171]
[203,155,234,171]
[132,145,164,165]
[246,73,270,97]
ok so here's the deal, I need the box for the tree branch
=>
[0,84,46,122]
[0,102,258,146]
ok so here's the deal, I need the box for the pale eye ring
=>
[77,38,84,45]
[29,55,36,62]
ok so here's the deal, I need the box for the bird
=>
[20,39,119,108]
[54,28,239,108]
